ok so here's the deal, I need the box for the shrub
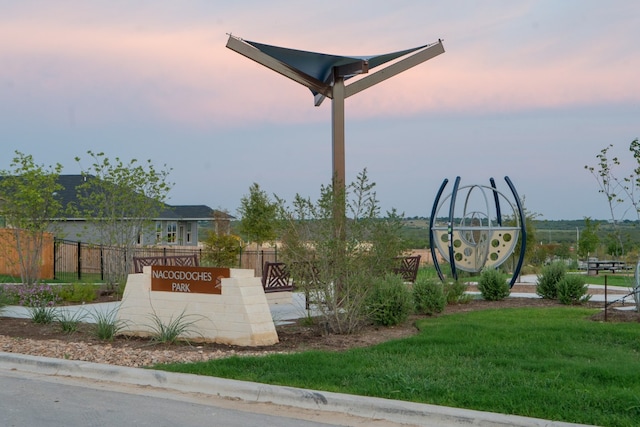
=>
[58,283,98,303]
[477,268,510,301]
[443,280,472,304]
[0,285,19,306]
[557,275,591,305]
[15,283,61,324]
[536,261,566,299]
[16,283,60,308]
[367,274,413,326]
[0,286,9,313]
[413,277,446,315]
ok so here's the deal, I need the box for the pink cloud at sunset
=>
[1,1,638,220]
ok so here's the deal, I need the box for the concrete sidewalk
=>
[2,292,316,326]
[3,280,637,322]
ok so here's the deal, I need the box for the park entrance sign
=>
[116,266,278,346]
[150,265,228,294]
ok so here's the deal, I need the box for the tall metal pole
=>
[331,74,346,243]
[331,74,346,196]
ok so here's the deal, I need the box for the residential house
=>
[1,175,233,247]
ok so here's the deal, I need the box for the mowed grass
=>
[583,273,636,288]
[156,307,640,427]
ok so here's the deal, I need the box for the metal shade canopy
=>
[226,34,445,212]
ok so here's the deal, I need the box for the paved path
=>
[2,292,316,325]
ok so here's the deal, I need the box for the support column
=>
[331,74,346,193]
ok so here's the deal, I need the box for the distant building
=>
[2,174,234,247]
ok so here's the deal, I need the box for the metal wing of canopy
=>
[226,35,444,106]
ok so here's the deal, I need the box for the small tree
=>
[577,217,599,259]
[202,209,242,267]
[237,183,278,250]
[0,152,64,284]
[73,151,172,287]
[277,169,409,334]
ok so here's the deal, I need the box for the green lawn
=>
[156,307,640,427]
[583,273,637,288]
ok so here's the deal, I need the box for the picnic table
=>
[587,260,626,275]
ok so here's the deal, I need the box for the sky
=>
[1,1,639,221]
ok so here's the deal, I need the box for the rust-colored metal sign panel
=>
[150,266,230,294]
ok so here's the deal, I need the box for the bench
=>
[392,255,421,283]
[261,262,294,292]
[133,254,199,273]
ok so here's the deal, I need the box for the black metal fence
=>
[53,238,279,282]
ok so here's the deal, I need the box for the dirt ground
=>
[1,285,638,367]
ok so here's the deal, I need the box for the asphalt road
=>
[1,368,384,427]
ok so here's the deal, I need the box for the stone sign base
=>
[116,267,278,346]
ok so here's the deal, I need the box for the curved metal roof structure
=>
[226,35,445,225]
[239,39,436,106]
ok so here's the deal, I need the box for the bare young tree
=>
[585,138,640,310]
[277,169,408,334]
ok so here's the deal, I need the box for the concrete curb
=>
[0,352,594,427]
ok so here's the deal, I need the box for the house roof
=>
[3,174,234,221]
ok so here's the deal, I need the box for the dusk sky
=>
[1,1,639,221]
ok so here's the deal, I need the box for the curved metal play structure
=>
[429,176,526,288]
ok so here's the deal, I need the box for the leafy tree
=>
[554,243,572,260]
[577,217,599,259]
[73,151,172,287]
[237,183,278,249]
[0,151,64,284]
[277,169,409,334]
[201,232,242,267]
[202,210,243,268]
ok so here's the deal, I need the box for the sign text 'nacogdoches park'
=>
[150,266,230,294]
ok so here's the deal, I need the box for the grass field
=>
[156,307,640,427]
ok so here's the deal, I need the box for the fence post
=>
[77,240,82,281]
[53,238,58,280]
[100,246,104,281]
[238,246,242,268]
[260,250,264,274]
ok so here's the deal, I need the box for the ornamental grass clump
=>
[413,276,446,315]
[146,310,201,344]
[536,261,566,299]
[55,309,88,334]
[477,268,510,301]
[89,306,126,340]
